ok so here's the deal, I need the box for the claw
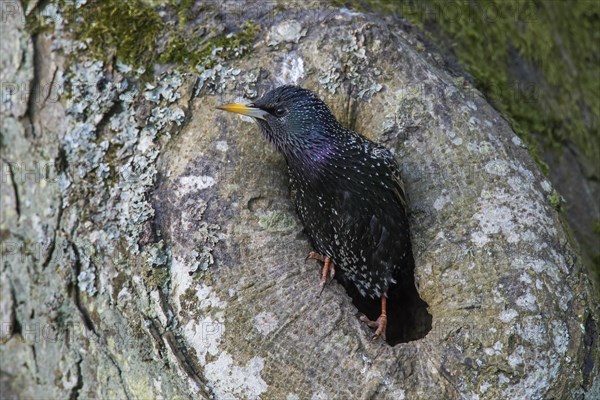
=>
[305,251,326,263]
[360,296,388,340]
[306,251,335,297]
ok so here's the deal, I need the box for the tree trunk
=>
[1,2,598,399]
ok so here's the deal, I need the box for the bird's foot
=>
[305,251,326,263]
[359,313,387,340]
[319,256,335,288]
[305,251,335,293]
[360,296,388,340]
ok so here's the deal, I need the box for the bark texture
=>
[1,3,599,400]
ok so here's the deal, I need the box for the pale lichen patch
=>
[216,140,229,152]
[508,345,524,368]
[268,20,307,46]
[541,180,552,193]
[171,255,268,397]
[310,389,329,400]
[470,158,557,248]
[433,190,451,211]
[484,160,510,176]
[254,311,278,336]
[279,53,305,85]
[204,354,268,399]
[177,175,216,196]
[183,316,223,365]
[471,201,518,246]
[520,316,547,346]
[257,210,297,232]
[450,137,463,146]
[479,381,491,394]
[499,309,518,323]
[316,25,384,100]
[511,135,525,148]
[551,320,569,355]
[76,246,97,296]
[170,256,196,308]
[516,291,538,311]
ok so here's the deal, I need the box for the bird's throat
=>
[284,143,337,186]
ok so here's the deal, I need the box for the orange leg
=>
[360,296,388,340]
[320,257,335,288]
[305,251,336,288]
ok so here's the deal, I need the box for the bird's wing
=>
[365,142,408,209]
[328,142,410,297]
[334,185,409,298]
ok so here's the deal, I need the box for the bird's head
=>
[217,85,341,160]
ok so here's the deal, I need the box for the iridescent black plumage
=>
[233,85,410,300]
[218,85,413,338]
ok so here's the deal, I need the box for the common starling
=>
[217,85,411,339]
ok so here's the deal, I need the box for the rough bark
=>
[1,2,598,400]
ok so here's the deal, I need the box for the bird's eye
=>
[273,107,287,117]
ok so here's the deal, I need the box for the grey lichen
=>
[171,178,220,275]
[60,58,187,254]
[195,63,242,96]
[318,58,343,94]
[76,242,98,296]
[267,19,307,46]
[317,25,383,100]
[144,74,183,104]
[470,160,557,248]
[143,240,171,268]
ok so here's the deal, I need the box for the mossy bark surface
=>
[1,2,598,399]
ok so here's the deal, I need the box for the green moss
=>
[175,0,195,29]
[593,220,600,236]
[24,9,54,35]
[158,20,260,68]
[194,269,214,285]
[63,0,164,68]
[112,272,129,297]
[62,0,259,75]
[146,266,170,290]
[549,189,563,211]
[142,255,171,291]
[180,287,200,314]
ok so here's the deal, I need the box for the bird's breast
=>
[288,160,410,298]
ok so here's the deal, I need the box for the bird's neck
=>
[284,141,338,186]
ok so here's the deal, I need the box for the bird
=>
[217,85,411,340]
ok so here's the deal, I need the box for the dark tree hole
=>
[330,252,432,345]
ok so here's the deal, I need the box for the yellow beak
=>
[216,103,268,120]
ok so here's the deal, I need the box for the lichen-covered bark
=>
[1,2,598,400]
